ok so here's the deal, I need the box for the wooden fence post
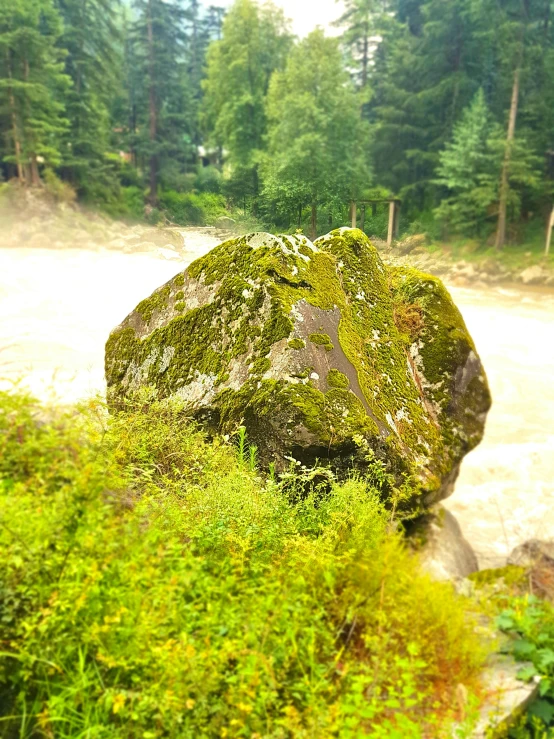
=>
[546,207,554,257]
[387,201,395,247]
[351,201,357,229]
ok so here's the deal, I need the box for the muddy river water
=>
[1,230,553,568]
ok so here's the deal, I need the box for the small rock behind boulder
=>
[416,506,479,581]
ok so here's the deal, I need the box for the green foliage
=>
[42,167,76,203]
[0,0,71,180]
[0,389,487,737]
[434,89,542,236]
[263,30,370,236]
[158,189,226,225]
[202,0,292,206]
[498,597,554,736]
[99,184,146,220]
[194,164,222,193]
[2,0,554,245]
[56,0,122,199]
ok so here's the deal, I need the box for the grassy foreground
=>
[0,389,488,738]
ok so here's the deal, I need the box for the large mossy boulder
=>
[105,229,491,512]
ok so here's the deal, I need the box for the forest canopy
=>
[1,0,553,247]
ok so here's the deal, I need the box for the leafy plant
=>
[0,389,488,738]
[498,597,554,735]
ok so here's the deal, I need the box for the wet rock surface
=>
[105,229,491,512]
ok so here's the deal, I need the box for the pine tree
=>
[182,1,225,151]
[434,89,497,233]
[370,0,481,209]
[202,0,292,210]
[131,0,189,202]
[335,0,392,93]
[435,89,541,237]
[0,0,71,185]
[263,30,369,239]
[469,0,554,248]
[55,0,122,200]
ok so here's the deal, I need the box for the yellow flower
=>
[112,693,126,715]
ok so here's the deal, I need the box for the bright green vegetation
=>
[262,30,369,238]
[327,369,350,390]
[0,388,488,737]
[463,567,554,736]
[2,0,554,248]
[309,333,334,352]
[288,337,305,350]
[499,598,554,736]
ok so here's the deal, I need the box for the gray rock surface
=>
[105,228,491,513]
[520,265,547,285]
[508,539,554,568]
[418,506,479,581]
[469,656,540,738]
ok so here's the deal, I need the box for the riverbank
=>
[378,235,554,289]
[3,191,553,289]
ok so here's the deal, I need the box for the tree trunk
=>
[495,66,521,250]
[361,23,369,89]
[30,156,41,186]
[298,203,303,228]
[252,168,259,216]
[311,203,317,241]
[23,57,41,186]
[147,0,158,204]
[6,50,24,183]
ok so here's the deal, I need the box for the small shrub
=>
[194,165,222,194]
[43,168,77,204]
[158,190,227,225]
[145,206,162,225]
[121,186,145,219]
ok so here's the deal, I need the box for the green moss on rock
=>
[106,229,491,513]
[327,369,349,389]
[309,333,334,351]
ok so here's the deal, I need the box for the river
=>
[1,230,553,568]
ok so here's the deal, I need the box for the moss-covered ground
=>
[0,388,491,738]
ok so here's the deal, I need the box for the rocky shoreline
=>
[373,238,554,289]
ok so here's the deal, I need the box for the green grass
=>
[436,238,554,271]
[0,388,488,738]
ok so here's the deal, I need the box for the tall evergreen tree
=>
[435,88,541,237]
[263,30,370,239]
[0,0,70,185]
[131,0,188,202]
[370,0,481,209]
[55,0,122,200]
[469,0,554,247]
[202,0,292,209]
[335,0,392,94]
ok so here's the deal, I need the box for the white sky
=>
[217,0,345,38]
